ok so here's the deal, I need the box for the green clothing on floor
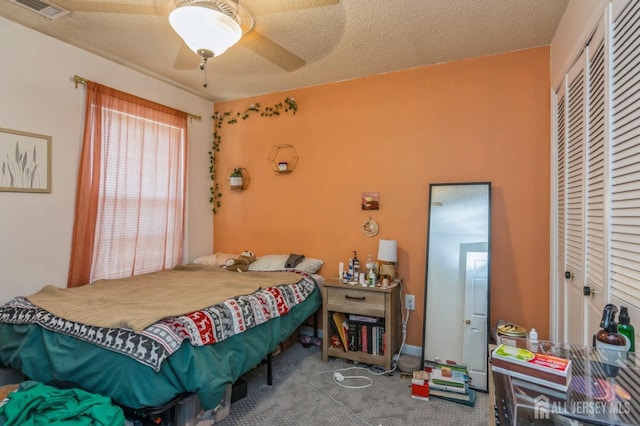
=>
[0,381,124,425]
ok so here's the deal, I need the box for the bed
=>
[0,257,323,414]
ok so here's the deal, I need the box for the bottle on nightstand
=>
[352,251,360,277]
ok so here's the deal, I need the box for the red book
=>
[361,324,368,353]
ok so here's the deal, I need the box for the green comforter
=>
[0,381,124,425]
[0,286,321,410]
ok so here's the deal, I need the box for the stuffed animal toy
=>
[225,250,256,272]
[193,252,237,267]
[213,252,238,267]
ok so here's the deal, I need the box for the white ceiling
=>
[0,0,569,102]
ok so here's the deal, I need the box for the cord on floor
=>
[308,367,384,426]
[306,281,413,426]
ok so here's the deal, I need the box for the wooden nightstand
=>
[322,278,401,371]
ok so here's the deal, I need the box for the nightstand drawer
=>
[326,287,386,317]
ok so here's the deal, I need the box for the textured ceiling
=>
[0,0,569,102]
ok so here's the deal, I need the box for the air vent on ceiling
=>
[10,0,70,20]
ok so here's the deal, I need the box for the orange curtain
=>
[68,82,188,287]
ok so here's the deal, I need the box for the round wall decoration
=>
[362,217,379,237]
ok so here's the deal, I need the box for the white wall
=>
[550,0,609,89]
[0,17,214,303]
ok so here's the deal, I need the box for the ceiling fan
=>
[13,0,339,78]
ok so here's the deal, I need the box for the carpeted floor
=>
[223,342,488,426]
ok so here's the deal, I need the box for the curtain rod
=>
[72,75,202,122]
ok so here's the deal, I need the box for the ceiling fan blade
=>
[54,0,174,15]
[243,0,340,16]
[241,30,305,72]
[173,43,201,70]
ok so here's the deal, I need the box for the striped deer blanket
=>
[0,268,317,371]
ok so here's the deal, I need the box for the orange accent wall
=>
[213,47,551,348]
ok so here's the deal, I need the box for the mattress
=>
[0,272,322,410]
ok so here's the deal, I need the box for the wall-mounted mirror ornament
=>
[421,182,491,391]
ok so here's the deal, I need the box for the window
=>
[68,82,188,286]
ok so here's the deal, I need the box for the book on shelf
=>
[348,314,384,324]
[430,388,476,407]
[331,312,350,352]
[361,324,368,354]
[346,319,386,354]
[347,321,357,351]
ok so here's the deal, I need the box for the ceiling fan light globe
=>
[168,3,242,57]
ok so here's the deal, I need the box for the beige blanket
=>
[27,266,302,333]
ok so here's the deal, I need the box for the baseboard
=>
[400,344,421,357]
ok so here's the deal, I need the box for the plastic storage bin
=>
[174,384,232,426]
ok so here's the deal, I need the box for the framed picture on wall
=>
[0,127,51,193]
[361,192,379,210]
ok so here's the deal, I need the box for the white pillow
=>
[247,254,287,271]
[292,257,324,274]
[193,254,218,266]
[248,254,324,274]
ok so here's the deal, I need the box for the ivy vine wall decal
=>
[210,97,298,213]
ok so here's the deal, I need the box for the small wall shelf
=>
[268,144,299,173]
[225,167,250,191]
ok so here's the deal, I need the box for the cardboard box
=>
[491,344,571,391]
[411,370,430,401]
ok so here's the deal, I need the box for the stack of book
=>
[427,363,476,406]
[411,370,430,401]
[330,313,386,355]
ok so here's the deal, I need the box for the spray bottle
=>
[618,306,635,353]
[596,304,630,367]
[528,328,539,352]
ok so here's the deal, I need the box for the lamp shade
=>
[377,239,398,263]
[169,2,242,57]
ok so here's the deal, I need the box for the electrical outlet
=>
[405,294,415,310]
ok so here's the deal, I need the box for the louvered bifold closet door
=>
[555,85,567,342]
[611,0,640,309]
[566,54,586,286]
[565,52,587,344]
[585,20,608,336]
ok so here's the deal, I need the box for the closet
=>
[553,0,640,345]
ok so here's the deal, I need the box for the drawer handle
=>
[345,295,366,301]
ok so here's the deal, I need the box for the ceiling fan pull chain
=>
[197,49,214,89]
[201,57,208,88]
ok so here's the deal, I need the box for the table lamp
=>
[377,239,398,283]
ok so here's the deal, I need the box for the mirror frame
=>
[420,182,492,390]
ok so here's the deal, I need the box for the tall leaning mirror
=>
[421,182,491,391]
